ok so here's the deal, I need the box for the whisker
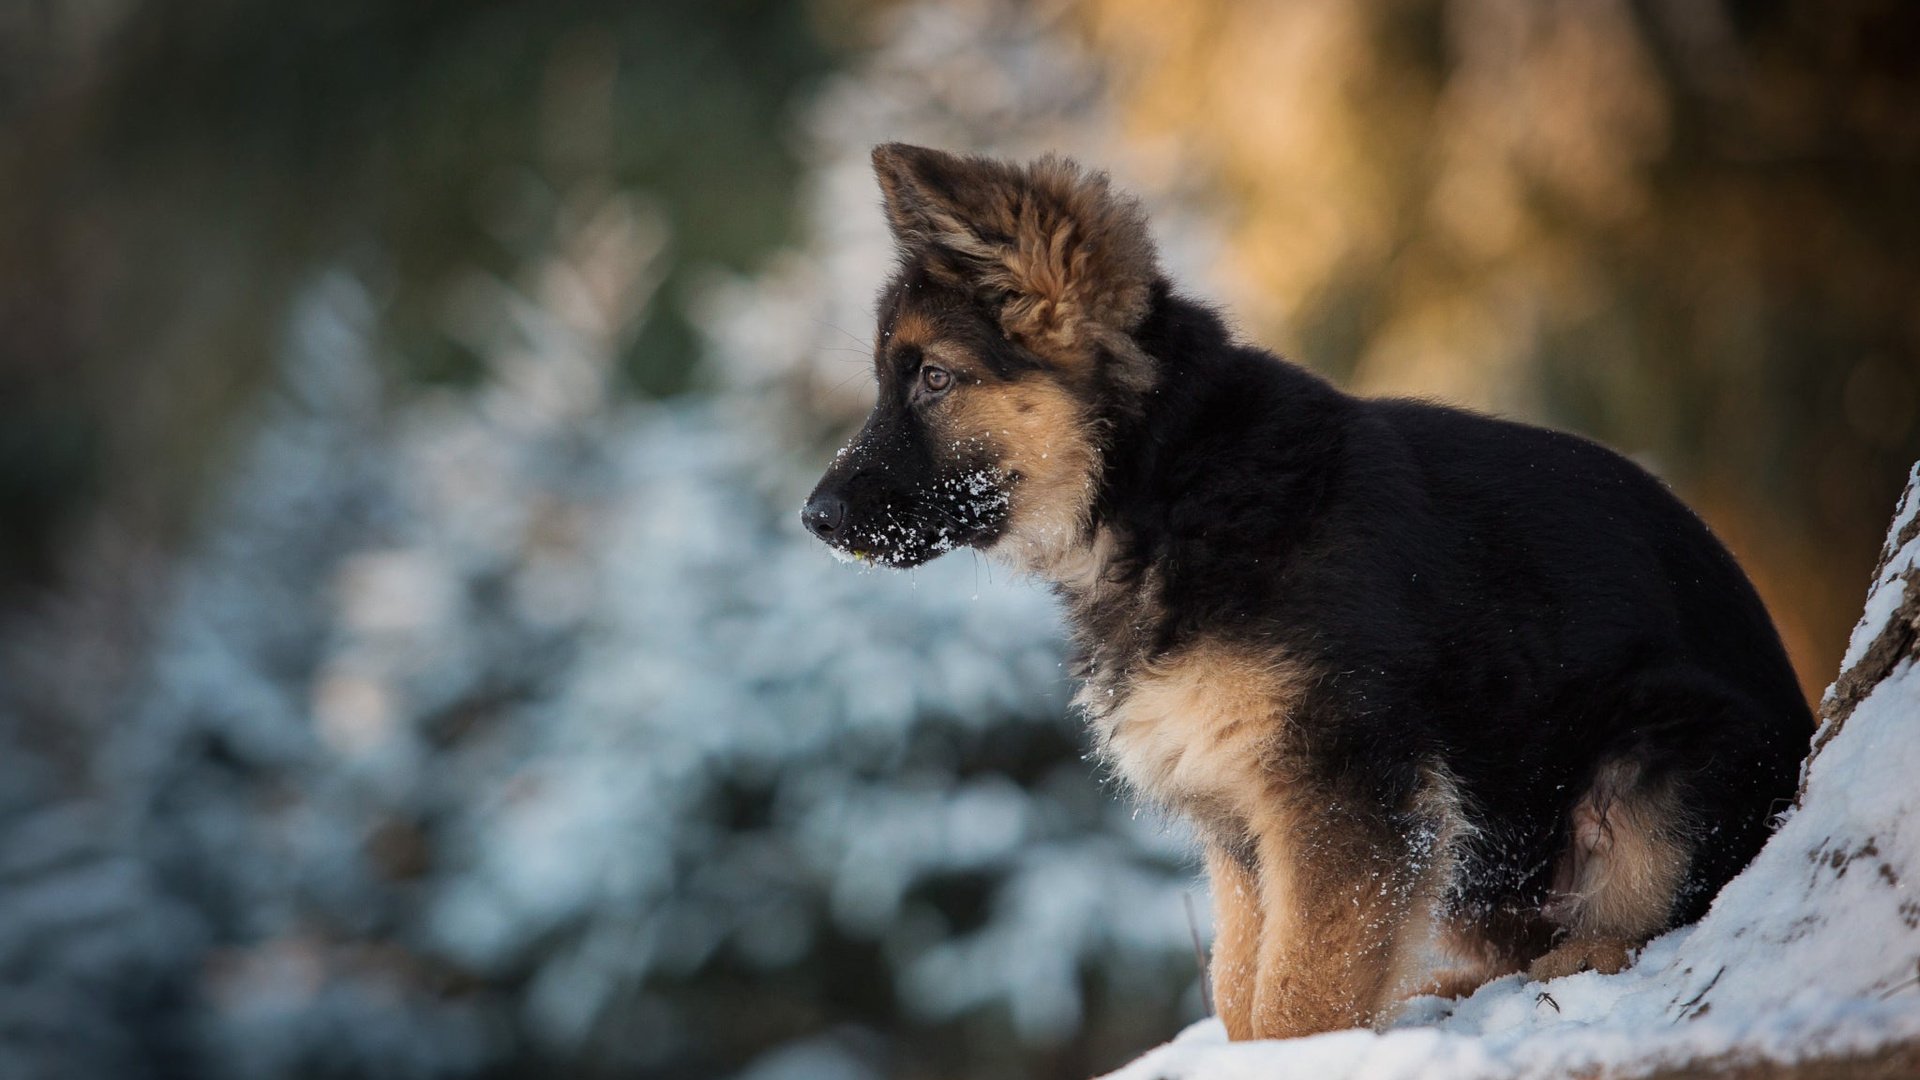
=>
[826,370,871,395]
[813,318,873,352]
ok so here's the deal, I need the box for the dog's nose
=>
[802,494,847,540]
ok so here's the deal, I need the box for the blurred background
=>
[0,1,1915,1077]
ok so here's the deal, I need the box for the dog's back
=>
[1336,396,1809,925]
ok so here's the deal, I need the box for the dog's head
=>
[802,144,1159,570]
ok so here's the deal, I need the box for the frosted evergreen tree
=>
[0,3,1216,1077]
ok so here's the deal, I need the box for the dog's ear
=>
[872,143,1006,259]
[872,143,1158,357]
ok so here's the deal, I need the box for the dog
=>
[801,144,1811,1040]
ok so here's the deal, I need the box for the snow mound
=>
[1105,464,1920,1079]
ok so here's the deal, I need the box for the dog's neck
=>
[984,283,1226,584]
[1017,283,1350,657]
[987,519,1119,592]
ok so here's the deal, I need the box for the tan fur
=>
[1530,937,1637,980]
[1547,761,1691,940]
[1419,965,1506,1002]
[1086,641,1303,819]
[1531,760,1691,980]
[940,377,1103,574]
[1245,791,1426,1038]
[871,143,1159,390]
[1196,761,1490,1036]
[1375,767,1482,1014]
[1206,844,1262,1042]
[1100,644,1482,1037]
[1048,524,1121,598]
[886,308,939,351]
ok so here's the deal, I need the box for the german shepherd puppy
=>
[802,144,1811,1040]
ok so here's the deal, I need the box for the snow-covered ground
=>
[1107,467,1920,1079]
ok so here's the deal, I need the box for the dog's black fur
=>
[1104,280,1808,919]
[803,144,1811,1037]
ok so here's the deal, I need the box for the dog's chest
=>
[1076,641,1297,823]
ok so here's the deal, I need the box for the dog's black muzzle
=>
[802,406,1005,567]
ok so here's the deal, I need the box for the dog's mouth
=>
[821,523,960,569]
[817,505,999,569]
[806,472,1013,569]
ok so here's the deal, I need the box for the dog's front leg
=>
[1205,842,1263,1040]
[1247,794,1420,1039]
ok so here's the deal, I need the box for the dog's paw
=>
[1528,938,1634,981]
[1418,968,1505,1000]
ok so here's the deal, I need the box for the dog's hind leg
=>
[1530,758,1691,980]
[1529,670,1805,981]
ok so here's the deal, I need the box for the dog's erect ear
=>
[871,143,1159,355]
[872,143,1002,256]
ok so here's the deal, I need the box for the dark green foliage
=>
[0,0,834,594]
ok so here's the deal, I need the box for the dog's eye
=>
[920,365,953,395]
